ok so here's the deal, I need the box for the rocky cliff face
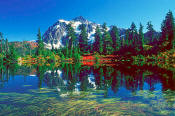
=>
[42,16,98,49]
[42,16,126,49]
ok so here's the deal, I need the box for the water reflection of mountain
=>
[1,63,175,94]
[40,63,175,94]
[1,63,175,115]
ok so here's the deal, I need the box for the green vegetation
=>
[1,11,175,66]
[79,24,89,54]
[56,10,175,64]
[1,9,175,116]
[0,32,18,64]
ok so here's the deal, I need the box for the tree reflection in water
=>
[34,62,175,95]
[1,62,175,115]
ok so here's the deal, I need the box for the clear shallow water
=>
[0,63,175,116]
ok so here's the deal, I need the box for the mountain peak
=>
[73,16,88,22]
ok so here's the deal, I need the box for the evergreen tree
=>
[0,32,3,53]
[128,22,139,52]
[94,26,103,54]
[66,23,78,58]
[6,44,18,63]
[79,24,89,54]
[102,23,114,54]
[102,23,108,32]
[36,28,44,56]
[5,38,9,54]
[130,22,138,46]
[110,26,121,52]
[139,23,145,48]
[130,22,137,32]
[104,32,114,54]
[147,21,155,43]
[125,29,130,47]
[65,39,69,58]
[161,10,175,49]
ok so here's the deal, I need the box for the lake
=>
[0,62,175,116]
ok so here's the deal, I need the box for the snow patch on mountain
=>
[54,25,60,29]
[42,16,127,49]
[72,21,82,33]
[59,19,70,25]
[43,16,100,49]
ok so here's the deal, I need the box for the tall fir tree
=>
[102,23,114,54]
[125,29,130,47]
[128,22,138,51]
[36,28,44,56]
[94,26,103,54]
[0,32,3,53]
[110,26,121,52]
[139,23,145,49]
[65,39,69,58]
[5,38,9,54]
[66,23,77,58]
[7,43,18,63]
[161,10,175,49]
[79,24,89,54]
[130,22,137,32]
[147,21,155,43]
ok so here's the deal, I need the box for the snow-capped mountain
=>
[42,16,126,49]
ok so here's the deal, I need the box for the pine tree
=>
[66,23,77,58]
[104,32,114,54]
[94,26,103,54]
[161,10,175,49]
[102,23,114,54]
[110,26,121,52]
[128,22,139,53]
[36,28,44,56]
[5,38,9,54]
[65,39,69,58]
[139,23,145,48]
[7,43,18,63]
[0,32,3,53]
[79,24,89,54]
[130,22,137,32]
[102,23,108,32]
[130,22,137,46]
[124,22,142,55]
[147,21,155,43]
[125,29,130,47]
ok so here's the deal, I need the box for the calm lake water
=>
[0,62,175,116]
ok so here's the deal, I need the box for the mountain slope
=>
[42,16,126,49]
[42,16,160,49]
[43,16,97,49]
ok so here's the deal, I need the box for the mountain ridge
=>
[42,16,127,49]
[42,16,160,49]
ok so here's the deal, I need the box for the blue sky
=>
[0,0,175,41]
